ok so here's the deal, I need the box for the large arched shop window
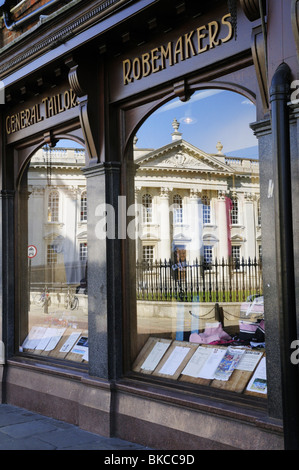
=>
[131,89,266,398]
[18,140,89,363]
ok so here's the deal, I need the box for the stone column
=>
[82,162,122,381]
[134,186,142,262]
[243,192,256,259]
[1,190,15,363]
[64,186,80,284]
[28,187,45,276]
[251,118,282,421]
[217,190,229,261]
[290,103,299,338]
[188,189,202,263]
[159,187,171,261]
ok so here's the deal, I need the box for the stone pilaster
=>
[159,187,171,261]
[82,162,122,381]
[217,190,229,260]
[243,192,256,259]
[188,188,202,263]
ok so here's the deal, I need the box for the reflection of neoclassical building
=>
[28,146,88,286]
[134,120,261,265]
[28,123,261,286]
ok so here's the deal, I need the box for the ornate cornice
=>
[0,0,126,77]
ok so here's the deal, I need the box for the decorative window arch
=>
[48,190,59,222]
[173,194,183,224]
[142,193,152,223]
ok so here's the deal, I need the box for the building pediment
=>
[135,140,234,175]
[173,232,192,242]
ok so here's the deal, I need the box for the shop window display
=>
[131,90,266,397]
[18,142,88,363]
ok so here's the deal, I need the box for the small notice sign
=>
[28,245,37,258]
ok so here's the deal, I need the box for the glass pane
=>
[131,90,266,397]
[18,141,88,363]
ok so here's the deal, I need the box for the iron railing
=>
[136,257,263,302]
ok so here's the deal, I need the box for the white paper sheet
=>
[197,348,227,380]
[35,327,60,351]
[181,346,212,377]
[159,346,190,376]
[82,349,89,361]
[246,356,267,394]
[235,350,263,371]
[141,341,170,371]
[59,332,82,353]
[22,326,47,350]
[44,328,66,351]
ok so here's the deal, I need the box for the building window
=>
[47,244,57,264]
[48,190,59,222]
[202,196,211,224]
[143,245,154,264]
[80,242,88,261]
[142,194,152,223]
[231,197,239,225]
[173,194,183,224]
[232,245,241,261]
[80,191,87,222]
[203,245,213,265]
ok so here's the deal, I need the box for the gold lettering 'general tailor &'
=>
[5,89,78,135]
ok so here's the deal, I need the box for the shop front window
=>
[130,90,266,399]
[18,141,88,363]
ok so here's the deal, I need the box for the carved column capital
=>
[244,192,254,202]
[189,188,201,199]
[160,187,172,199]
[218,189,229,200]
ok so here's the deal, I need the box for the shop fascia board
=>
[0,0,159,88]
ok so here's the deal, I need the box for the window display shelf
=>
[133,337,266,397]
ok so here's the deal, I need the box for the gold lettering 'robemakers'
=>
[122,14,233,85]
